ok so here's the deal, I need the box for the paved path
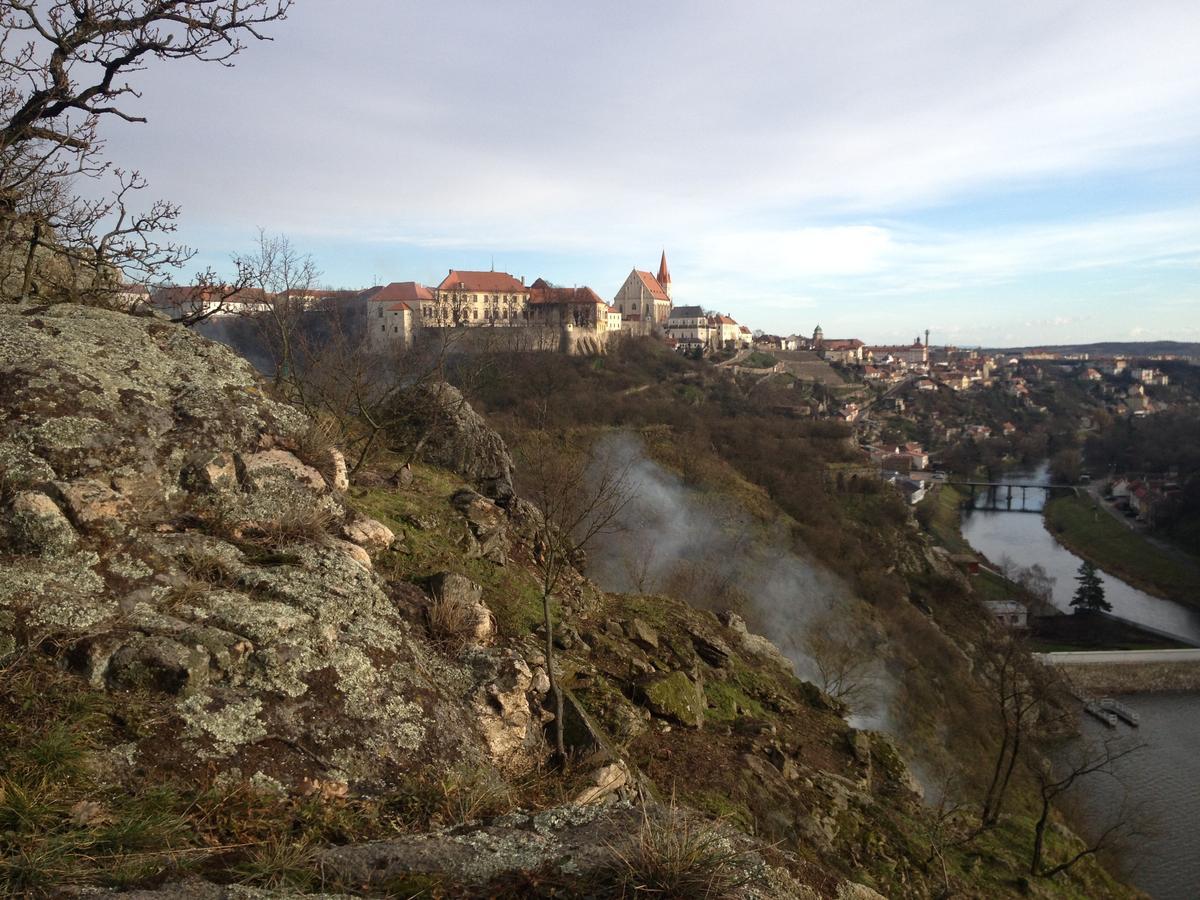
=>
[1038,648,1200,665]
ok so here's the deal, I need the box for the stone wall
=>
[1036,657,1200,696]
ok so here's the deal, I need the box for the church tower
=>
[657,250,672,300]
[813,324,824,348]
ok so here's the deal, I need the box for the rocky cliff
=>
[0,304,1132,898]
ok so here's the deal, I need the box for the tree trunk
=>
[1030,796,1051,875]
[542,590,566,764]
[21,221,41,299]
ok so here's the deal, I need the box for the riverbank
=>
[1030,612,1189,652]
[1043,492,1200,608]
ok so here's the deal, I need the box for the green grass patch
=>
[918,484,973,555]
[353,463,549,635]
[742,351,778,369]
[1044,493,1200,605]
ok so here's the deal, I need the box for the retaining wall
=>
[1038,649,1200,694]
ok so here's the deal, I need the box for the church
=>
[612,251,672,336]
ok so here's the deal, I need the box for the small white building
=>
[983,600,1028,629]
[606,304,622,333]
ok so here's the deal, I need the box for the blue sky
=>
[96,0,1199,345]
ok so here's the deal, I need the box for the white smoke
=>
[587,433,892,727]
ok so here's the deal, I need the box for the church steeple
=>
[656,250,671,299]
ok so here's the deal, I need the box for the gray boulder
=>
[394,382,515,501]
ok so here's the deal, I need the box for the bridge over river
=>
[1037,648,1200,694]
[948,479,1078,512]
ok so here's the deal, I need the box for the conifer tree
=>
[1070,560,1110,612]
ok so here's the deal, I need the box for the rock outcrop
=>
[395,381,516,501]
[0,303,506,789]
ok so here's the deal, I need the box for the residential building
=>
[606,305,622,333]
[713,315,742,348]
[665,305,709,348]
[151,285,272,318]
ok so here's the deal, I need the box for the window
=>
[378,308,383,318]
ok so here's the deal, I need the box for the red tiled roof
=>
[528,283,605,306]
[384,302,411,312]
[152,285,268,305]
[372,281,433,304]
[633,270,669,302]
[437,270,528,293]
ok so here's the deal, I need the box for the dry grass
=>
[425,593,480,651]
[177,549,240,587]
[291,415,342,486]
[250,504,335,547]
[605,799,753,900]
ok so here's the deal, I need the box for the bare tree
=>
[235,230,320,392]
[801,607,878,710]
[517,430,633,764]
[0,1,291,304]
[1028,737,1147,877]
[978,633,1049,828]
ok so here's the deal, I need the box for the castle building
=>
[428,269,530,327]
[367,281,429,348]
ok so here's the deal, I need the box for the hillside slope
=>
[0,304,1133,898]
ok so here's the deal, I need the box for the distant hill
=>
[987,341,1200,358]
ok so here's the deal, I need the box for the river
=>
[958,465,1200,899]
[960,466,1200,645]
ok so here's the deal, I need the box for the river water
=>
[960,466,1200,645]
[958,466,1200,898]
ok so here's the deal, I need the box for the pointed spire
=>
[657,249,671,287]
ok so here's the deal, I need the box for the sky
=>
[94,0,1200,345]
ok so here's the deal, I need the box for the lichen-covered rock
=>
[180,451,239,492]
[625,616,659,650]
[0,302,307,490]
[0,304,499,792]
[315,801,815,899]
[52,478,132,532]
[242,448,326,494]
[452,488,510,563]
[341,512,395,552]
[7,489,77,555]
[637,670,706,728]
